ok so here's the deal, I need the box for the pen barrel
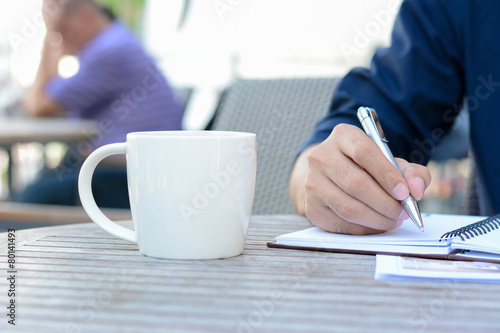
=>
[358,107,424,231]
[358,115,401,173]
[376,139,401,173]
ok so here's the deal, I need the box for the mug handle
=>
[78,143,137,243]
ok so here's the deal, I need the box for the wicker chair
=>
[210,78,338,214]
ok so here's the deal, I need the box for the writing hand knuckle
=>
[352,139,371,162]
[304,168,319,194]
[307,148,321,165]
[333,162,349,185]
[382,200,400,219]
[304,178,313,192]
[382,167,400,187]
[304,202,316,221]
[332,123,349,138]
[343,172,364,193]
[320,192,336,210]
[337,201,359,221]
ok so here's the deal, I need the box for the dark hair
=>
[63,0,115,21]
[98,5,116,21]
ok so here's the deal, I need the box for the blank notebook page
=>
[276,214,483,247]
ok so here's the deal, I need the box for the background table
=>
[0,115,97,145]
[0,115,98,198]
[1,215,499,333]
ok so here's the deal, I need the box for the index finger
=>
[334,124,410,201]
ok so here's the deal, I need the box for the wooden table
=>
[1,215,499,333]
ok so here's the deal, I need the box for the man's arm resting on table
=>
[24,92,66,118]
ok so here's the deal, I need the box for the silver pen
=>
[357,106,424,232]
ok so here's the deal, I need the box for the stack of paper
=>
[375,255,500,282]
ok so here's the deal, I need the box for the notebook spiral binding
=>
[440,215,500,241]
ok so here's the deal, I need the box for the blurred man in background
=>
[18,0,183,208]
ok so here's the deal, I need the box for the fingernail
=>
[414,177,425,200]
[392,182,409,201]
[398,209,409,221]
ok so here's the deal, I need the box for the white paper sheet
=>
[375,255,500,282]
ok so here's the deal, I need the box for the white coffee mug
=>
[78,131,257,259]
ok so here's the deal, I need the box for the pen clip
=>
[367,109,388,143]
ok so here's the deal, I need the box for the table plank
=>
[0,215,499,333]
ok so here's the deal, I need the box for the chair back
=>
[211,78,338,214]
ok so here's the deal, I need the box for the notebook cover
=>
[266,241,500,263]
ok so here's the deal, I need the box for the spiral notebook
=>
[267,214,500,263]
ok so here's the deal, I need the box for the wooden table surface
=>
[0,115,97,145]
[1,215,499,333]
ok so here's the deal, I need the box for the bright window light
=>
[58,55,80,78]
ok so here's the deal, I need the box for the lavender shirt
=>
[47,22,183,148]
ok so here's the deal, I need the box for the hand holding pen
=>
[357,107,424,231]
[292,108,431,235]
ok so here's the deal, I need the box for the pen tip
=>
[402,198,425,233]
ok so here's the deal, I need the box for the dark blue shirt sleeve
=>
[299,0,466,165]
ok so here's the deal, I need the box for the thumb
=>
[395,158,432,200]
